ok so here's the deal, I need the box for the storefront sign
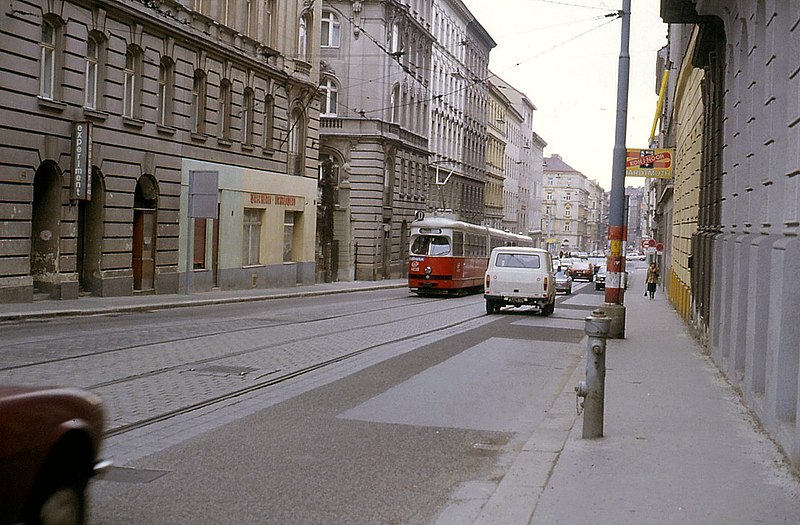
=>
[625,148,674,179]
[248,192,303,210]
[70,122,92,200]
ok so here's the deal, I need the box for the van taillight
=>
[544,277,548,291]
[485,274,491,289]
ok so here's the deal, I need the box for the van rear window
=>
[495,253,541,269]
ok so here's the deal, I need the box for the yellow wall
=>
[668,29,704,321]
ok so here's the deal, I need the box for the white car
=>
[484,247,556,315]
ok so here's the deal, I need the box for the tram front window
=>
[411,235,451,256]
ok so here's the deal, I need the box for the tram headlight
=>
[424,266,432,277]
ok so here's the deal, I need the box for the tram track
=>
[85,298,476,391]
[0,294,441,372]
[104,307,489,438]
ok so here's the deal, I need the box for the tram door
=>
[133,209,155,290]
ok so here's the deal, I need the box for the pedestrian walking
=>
[645,262,659,300]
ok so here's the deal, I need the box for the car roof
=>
[490,246,548,255]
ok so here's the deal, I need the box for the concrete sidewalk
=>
[508,280,800,524]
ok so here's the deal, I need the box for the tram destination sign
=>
[70,121,93,201]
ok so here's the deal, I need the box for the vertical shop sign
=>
[70,122,93,200]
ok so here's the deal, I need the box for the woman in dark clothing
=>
[646,262,659,300]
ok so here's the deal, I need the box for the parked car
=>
[568,261,594,281]
[0,386,110,525]
[484,247,556,315]
[554,270,573,294]
[595,266,607,290]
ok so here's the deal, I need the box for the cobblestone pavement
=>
[0,286,490,464]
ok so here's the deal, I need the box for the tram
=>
[408,212,534,295]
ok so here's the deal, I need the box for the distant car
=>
[0,386,109,525]
[595,266,607,290]
[568,261,594,281]
[554,270,573,294]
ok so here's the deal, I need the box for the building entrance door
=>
[133,209,155,290]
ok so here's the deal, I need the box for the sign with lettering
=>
[70,122,93,200]
[248,192,304,210]
[625,148,674,179]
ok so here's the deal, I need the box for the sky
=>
[461,0,668,190]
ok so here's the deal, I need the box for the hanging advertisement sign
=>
[70,121,93,200]
[625,148,674,179]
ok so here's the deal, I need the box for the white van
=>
[484,247,556,315]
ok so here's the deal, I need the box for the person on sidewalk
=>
[645,262,659,300]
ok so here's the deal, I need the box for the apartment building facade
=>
[317,0,433,281]
[658,0,800,468]
[0,0,322,302]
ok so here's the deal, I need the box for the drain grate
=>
[102,466,170,484]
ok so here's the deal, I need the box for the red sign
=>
[656,242,664,252]
[648,239,657,248]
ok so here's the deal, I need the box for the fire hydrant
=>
[575,308,611,438]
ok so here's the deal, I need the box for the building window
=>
[564,223,571,232]
[287,108,305,175]
[219,79,232,141]
[389,21,401,54]
[242,208,262,266]
[84,36,99,108]
[123,47,139,118]
[39,20,57,99]
[565,205,571,217]
[320,77,338,116]
[565,193,571,201]
[283,211,296,262]
[263,0,274,47]
[242,88,255,145]
[193,218,207,269]
[298,15,309,61]
[191,70,207,134]
[390,83,400,123]
[263,94,274,150]
[157,59,174,127]
[321,10,340,48]
[546,192,553,201]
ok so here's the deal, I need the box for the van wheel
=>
[541,299,555,316]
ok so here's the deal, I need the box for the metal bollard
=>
[575,308,611,438]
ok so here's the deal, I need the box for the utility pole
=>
[603,0,631,338]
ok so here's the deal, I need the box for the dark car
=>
[595,266,607,290]
[554,270,573,294]
[568,261,594,281]
[0,386,109,525]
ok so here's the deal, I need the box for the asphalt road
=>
[0,284,603,524]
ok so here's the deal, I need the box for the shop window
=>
[242,208,262,266]
[283,211,296,262]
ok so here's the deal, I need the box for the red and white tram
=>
[408,213,534,295]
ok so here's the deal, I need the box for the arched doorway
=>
[133,175,158,291]
[78,167,104,294]
[30,162,62,297]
